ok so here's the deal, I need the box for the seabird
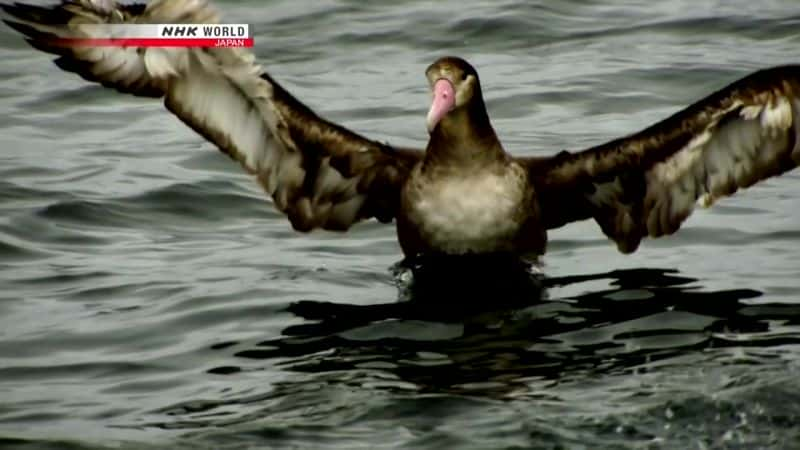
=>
[3,0,799,264]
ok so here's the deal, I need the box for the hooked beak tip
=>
[426,78,455,134]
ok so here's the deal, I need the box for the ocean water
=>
[1,0,800,448]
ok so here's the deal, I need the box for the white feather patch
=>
[762,97,792,131]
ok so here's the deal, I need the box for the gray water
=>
[2,1,800,448]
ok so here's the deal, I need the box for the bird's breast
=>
[402,164,530,255]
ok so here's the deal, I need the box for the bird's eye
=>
[461,72,469,81]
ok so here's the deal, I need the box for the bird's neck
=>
[424,96,506,169]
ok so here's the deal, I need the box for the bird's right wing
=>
[3,0,423,231]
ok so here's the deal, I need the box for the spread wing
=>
[523,66,800,253]
[2,0,422,231]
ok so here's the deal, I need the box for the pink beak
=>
[426,78,455,133]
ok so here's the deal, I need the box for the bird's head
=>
[425,56,483,134]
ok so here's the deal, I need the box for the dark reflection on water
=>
[238,268,768,390]
[127,267,800,440]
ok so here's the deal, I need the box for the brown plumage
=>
[4,0,800,263]
[526,66,800,253]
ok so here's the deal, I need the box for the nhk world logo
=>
[55,24,253,48]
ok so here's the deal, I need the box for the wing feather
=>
[3,0,422,231]
[524,66,800,253]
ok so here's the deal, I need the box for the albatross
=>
[3,0,799,264]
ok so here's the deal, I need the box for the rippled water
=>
[2,1,800,448]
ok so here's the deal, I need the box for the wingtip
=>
[1,2,43,22]
[0,2,18,16]
[0,2,73,25]
[3,17,42,37]
[2,17,68,55]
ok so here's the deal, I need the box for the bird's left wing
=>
[522,66,800,253]
[3,0,423,232]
